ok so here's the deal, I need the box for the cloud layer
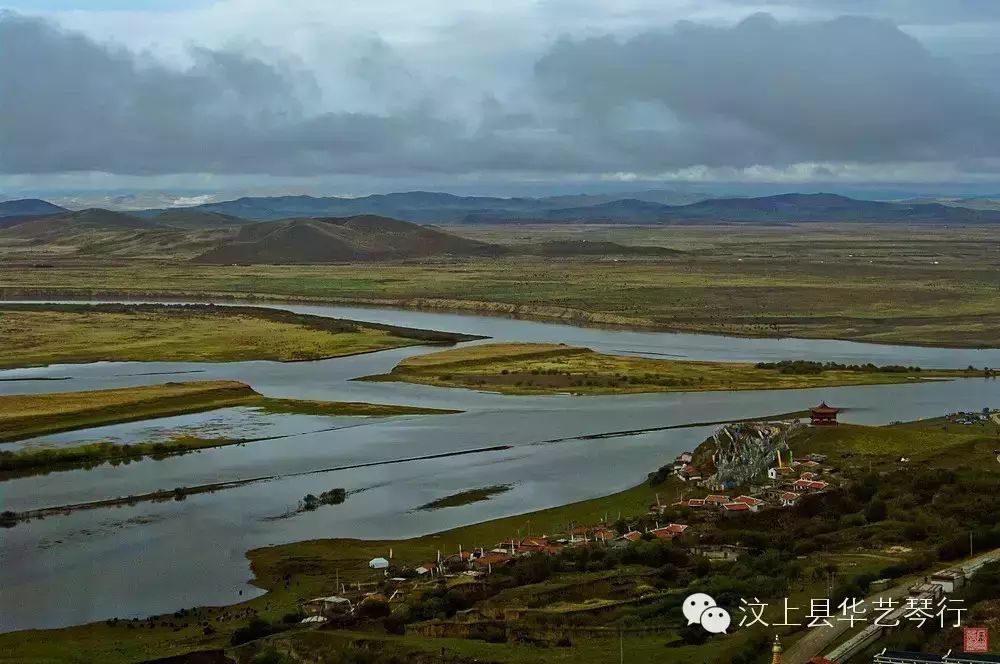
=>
[1,2,999,188]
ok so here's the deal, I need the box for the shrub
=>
[230,618,280,646]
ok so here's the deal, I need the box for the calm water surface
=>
[1,301,998,631]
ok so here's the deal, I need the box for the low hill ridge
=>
[0,199,69,219]
[193,214,503,264]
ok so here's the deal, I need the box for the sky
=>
[1,0,999,198]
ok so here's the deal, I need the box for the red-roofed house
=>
[793,479,828,492]
[721,502,750,516]
[682,498,706,509]
[472,553,513,570]
[592,528,617,542]
[621,530,642,542]
[650,527,678,540]
[705,495,731,506]
[520,537,548,548]
[780,492,801,507]
[733,496,765,512]
[799,472,818,480]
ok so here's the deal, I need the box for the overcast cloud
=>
[1,0,999,193]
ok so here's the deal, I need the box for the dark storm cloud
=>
[533,14,1000,169]
[1,10,999,179]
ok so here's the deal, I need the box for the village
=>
[298,404,843,626]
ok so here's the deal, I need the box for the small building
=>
[793,479,828,492]
[368,557,390,570]
[690,544,747,562]
[768,466,797,481]
[907,581,943,599]
[810,402,839,426]
[720,502,751,516]
[677,464,702,481]
[516,537,560,555]
[662,523,689,536]
[704,494,731,506]
[682,498,706,509]
[650,527,678,540]
[929,569,965,593]
[473,553,513,570]
[610,531,643,548]
[415,562,438,576]
[733,495,765,512]
[303,596,353,616]
[780,491,800,507]
[591,528,617,542]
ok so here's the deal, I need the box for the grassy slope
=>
[364,342,971,395]
[1,415,995,662]
[0,306,425,370]
[2,223,999,347]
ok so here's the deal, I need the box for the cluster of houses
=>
[405,522,695,579]
[299,520,700,622]
[672,449,832,514]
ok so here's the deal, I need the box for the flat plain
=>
[0,303,470,369]
[363,342,973,394]
[2,223,998,347]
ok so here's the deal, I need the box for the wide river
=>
[1,301,999,632]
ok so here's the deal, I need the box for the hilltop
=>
[0,198,68,218]
[0,208,159,238]
[192,214,504,263]
[147,209,251,229]
[0,208,236,260]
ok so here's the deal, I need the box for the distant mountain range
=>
[4,191,1000,229]
[140,191,1000,224]
[899,196,1000,211]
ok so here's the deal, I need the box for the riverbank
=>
[0,380,258,442]
[0,302,481,370]
[0,381,457,473]
[4,413,998,663]
[361,342,978,395]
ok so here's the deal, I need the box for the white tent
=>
[369,557,390,569]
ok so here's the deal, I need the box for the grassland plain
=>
[0,381,455,474]
[3,415,996,664]
[362,342,975,395]
[0,303,476,370]
[0,380,258,442]
[2,223,999,347]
